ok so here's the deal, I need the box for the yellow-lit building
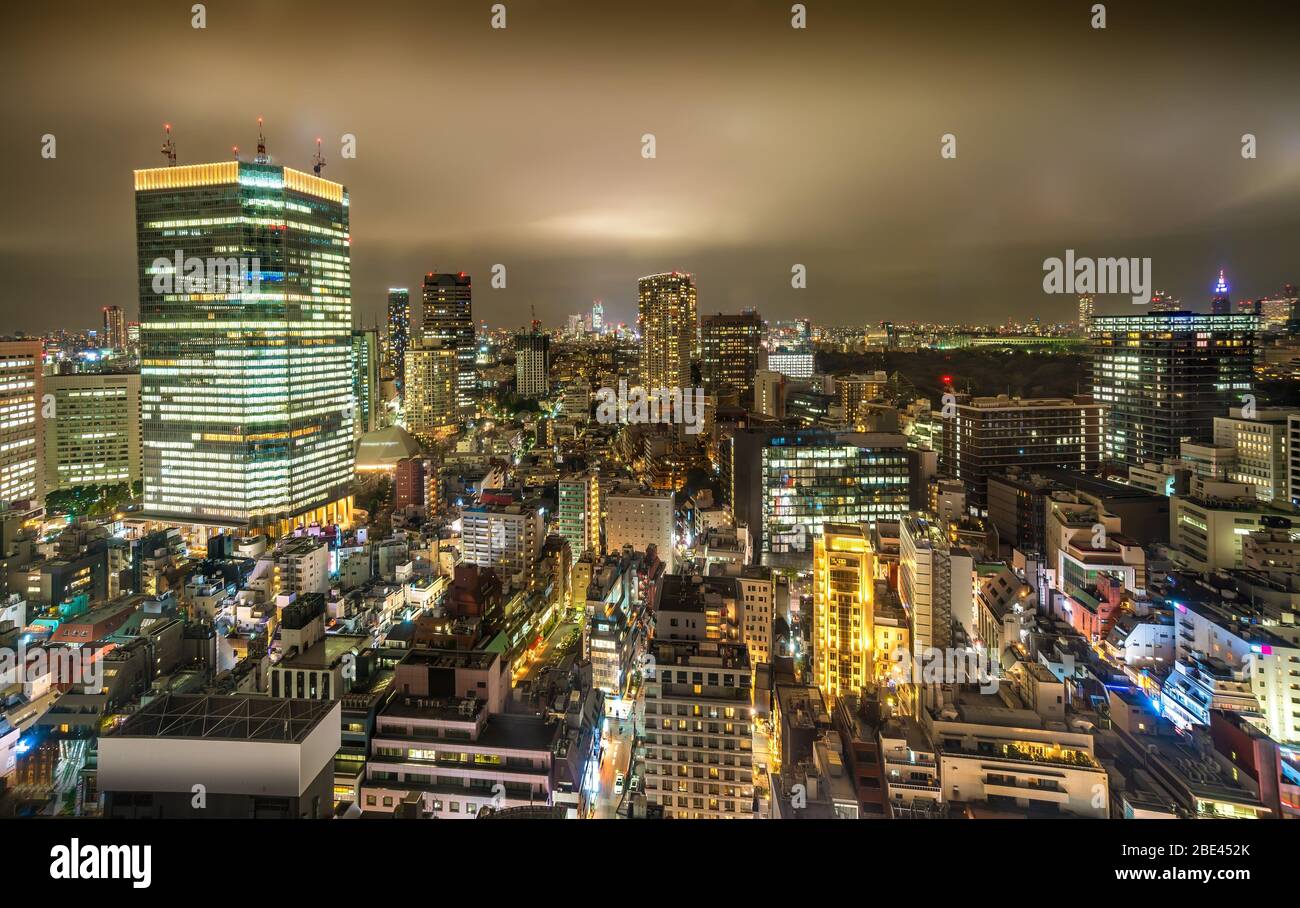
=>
[812,523,875,704]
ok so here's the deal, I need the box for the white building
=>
[900,515,974,652]
[459,503,543,588]
[922,680,1109,818]
[1213,407,1295,505]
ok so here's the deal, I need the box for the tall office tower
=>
[43,371,141,492]
[102,305,127,352]
[900,515,973,655]
[351,328,381,436]
[0,340,43,507]
[637,272,697,392]
[386,288,410,386]
[403,340,459,442]
[421,272,475,419]
[1210,270,1232,314]
[605,488,675,571]
[730,428,917,568]
[1089,311,1258,467]
[1077,294,1094,333]
[135,156,354,532]
[514,328,550,399]
[557,472,600,559]
[700,311,763,403]
[938,394,1105,514]
[591,299,604,333]
[812,524,875,704]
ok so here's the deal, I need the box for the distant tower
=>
[1077,294,1095,333]
[422,272,475,419]
[254,117,270,164]
[102,305,127,352]
[160,124,177,167]
[1211,269,1232,314]
[591,300,604,333]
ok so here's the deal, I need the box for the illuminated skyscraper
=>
[591,299,604,333]
[421,272,475,419]
[812,523,875,704]
[637,272,697,391]
[134,154,354,532]
[102,305,127,352]
[1211,269,1232,315]
[0,339,42,507]
[700,310,762,402]
[386,288,410,386]
[1089,311,1258,466]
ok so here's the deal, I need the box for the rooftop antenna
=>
[312,137,326,176]
[232,145,240,161]
[255,116,269,164]
[161,123,177,166]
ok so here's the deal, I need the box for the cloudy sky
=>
[4,0,1300,333]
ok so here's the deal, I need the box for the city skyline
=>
[6,0,1300,334]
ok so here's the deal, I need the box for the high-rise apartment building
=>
[638,272,697,392]
[135,157,354,531]
[643,637,753,819]
[812,524,876,704]
[351,328,380,436]
[421,272,475,419]
[102,305,127,352]
[939,394,1105,514]
[0,339,42,507]
[43,371,141,492]
[514,328,550,399]
[900,515,974,654]
[386,288,410,386]
[403,340,459,442]
[460,503,544,587]
[700,311,762,402]
[557,472,600,560]
[1088,311,1258,466]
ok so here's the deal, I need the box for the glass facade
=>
[1088,311,1257,467]
[135,161,353,528]
[761,431,911,561]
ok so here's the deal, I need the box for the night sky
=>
[4,0,1300,333]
